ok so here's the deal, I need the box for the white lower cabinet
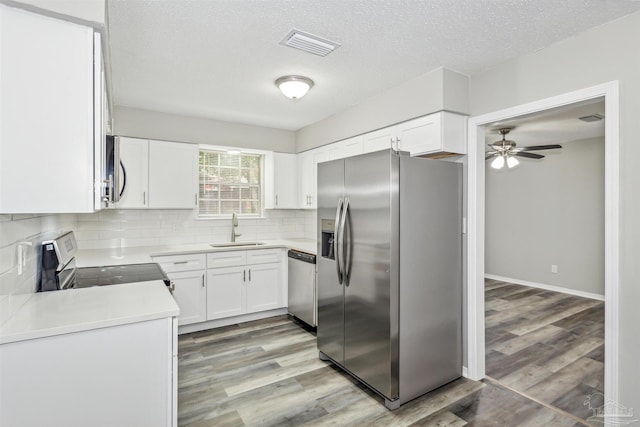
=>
[168,270,206,325]
[156,249,284,327]
[245,262,282,312]
[207,248,283,320]
[0,318,176,427]
[207,266,244,319]
[153,254,207,326]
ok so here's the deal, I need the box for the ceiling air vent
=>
[280,29,341,57]
[578,113,605,122]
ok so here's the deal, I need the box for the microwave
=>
[103,135,125,206]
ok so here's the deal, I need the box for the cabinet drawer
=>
[152,253,206,273]
[246,248,282,265]
[207,251,247,268]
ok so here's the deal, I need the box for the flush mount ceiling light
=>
[275,75,314,100]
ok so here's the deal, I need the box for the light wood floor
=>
[485,279,605,424]
[177,286,600,427]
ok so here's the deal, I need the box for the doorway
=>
[465,82,619,407]
[482,99,606,422]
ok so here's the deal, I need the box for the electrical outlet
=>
[551,264,558,274]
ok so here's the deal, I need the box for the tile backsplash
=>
[75,209,315,250]
[0,213,76,325]
[0,208,317,325]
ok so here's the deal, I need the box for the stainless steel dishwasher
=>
[288,249,317,327]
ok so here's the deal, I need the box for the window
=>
[198,149,262,217]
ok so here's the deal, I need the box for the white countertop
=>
[0,238,315,345]
[0,281,179,345]
[75,238,317,267]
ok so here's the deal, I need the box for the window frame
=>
[197,144,268,219]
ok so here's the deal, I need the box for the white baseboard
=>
[485,274,604,301]
[462,366,468,378]
[178,308,289,335]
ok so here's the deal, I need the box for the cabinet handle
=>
[173,261,188,265]
[275,195,278,206]
[195,193,198,206]
[201,274,205,287]
[248,269,251,282]
[143,191,146,205]
[243,269,246,282]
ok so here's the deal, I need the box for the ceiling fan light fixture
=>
[490,155,505,170]
[275,75,314,100]
[506,156,519,169]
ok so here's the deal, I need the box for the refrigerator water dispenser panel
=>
[321,219,336,260]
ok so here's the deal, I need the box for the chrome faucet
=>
[231,211,241,242]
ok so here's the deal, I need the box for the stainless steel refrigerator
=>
[317,149,462,410]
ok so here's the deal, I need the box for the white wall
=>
[469,9,640,412]
[114,106,296,153]
[485,137,604,295]
[74,209,312,250]
[295,68,469,152]
[0,214,76,325]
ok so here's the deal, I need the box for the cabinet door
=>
[297,151,314,208]
[246,263,282,313]
[311,150,330,209]
[148,140,198,209]
[326,136,364,161]
[207,266,245,319]
[0,6,96,213]
[0,318,172,427]
[168,270,206,326]
[117,137,149,209]
[363,126,397,154]
[397,114,441,155]
[272,153,298,209]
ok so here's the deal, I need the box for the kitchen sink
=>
[209,242,267,248]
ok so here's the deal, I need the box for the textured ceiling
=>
[107,0,640,131]
[484,99,605,147]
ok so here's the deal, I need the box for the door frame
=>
[465,81,620,404]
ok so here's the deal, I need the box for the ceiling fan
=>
[485,128,562,169]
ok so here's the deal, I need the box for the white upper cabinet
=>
[113,137,198,210]
[397,112,466,156]
[264,153,298,209]
[326,136,364,160]
[117,137,149,209]
[148,140,198,209]
[363,127,397,154]
[362,112,467,156]
[297,150,315,209]
[0,6,103,213]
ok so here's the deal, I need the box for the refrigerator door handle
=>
[334,198,344,284]
[340,197,351,286]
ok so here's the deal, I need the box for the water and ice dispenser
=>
[321,219,336,260]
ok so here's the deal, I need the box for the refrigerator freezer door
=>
[343,150,398,400]
[317,158,346,364]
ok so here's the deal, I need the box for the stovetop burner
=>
[40,232,171,291]
[74,263,170,288]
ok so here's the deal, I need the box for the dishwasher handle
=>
[288,250,316,264]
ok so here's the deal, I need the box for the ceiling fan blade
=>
[514,151,544,159]
[485,152,499,160]
[518,144,562,151]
